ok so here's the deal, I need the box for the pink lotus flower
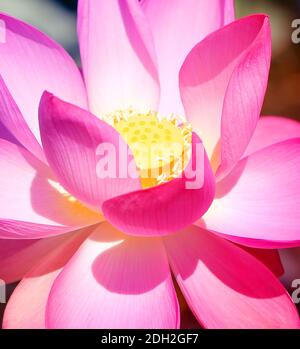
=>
[0,0,300,329]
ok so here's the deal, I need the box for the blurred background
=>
[0,0,299,120]
[0,0,299,329]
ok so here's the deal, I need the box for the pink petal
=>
[238,246,284,278]
[0,118,18,145]
[39,93,141,209]
[244,116,300,157]
[0,13,87,158]
[164,226,300,329]
[0,75,45,161]
[142,0,234,116]
[3,227,92,329]
[0,233,76,284]
[46,222,179,329]
[202,139,300,248]
[78,0,159,116]
[0,138,102,239]
[102,133,215,236]
[179,15,271,177]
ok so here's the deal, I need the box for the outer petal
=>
[0,75,44,161]
[46,222,179,329]
[0,13,87,158]
[78,0,159,115]
[164,226,300,329]
[0,84,23,145]
[39,93,141,209]
[3,227,93,329]
[244,116,300,157]
[0,119,18,145]
[102,133,215,236]
[0,138,101,239]
[0,233,80,284]
[142,0,234,116]
[238,246,284,278]
[202,139,300,248]
[179,15,271,177]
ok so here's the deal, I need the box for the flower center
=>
[103,109,192,188]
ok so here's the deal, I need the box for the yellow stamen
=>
[103,109,192,188]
